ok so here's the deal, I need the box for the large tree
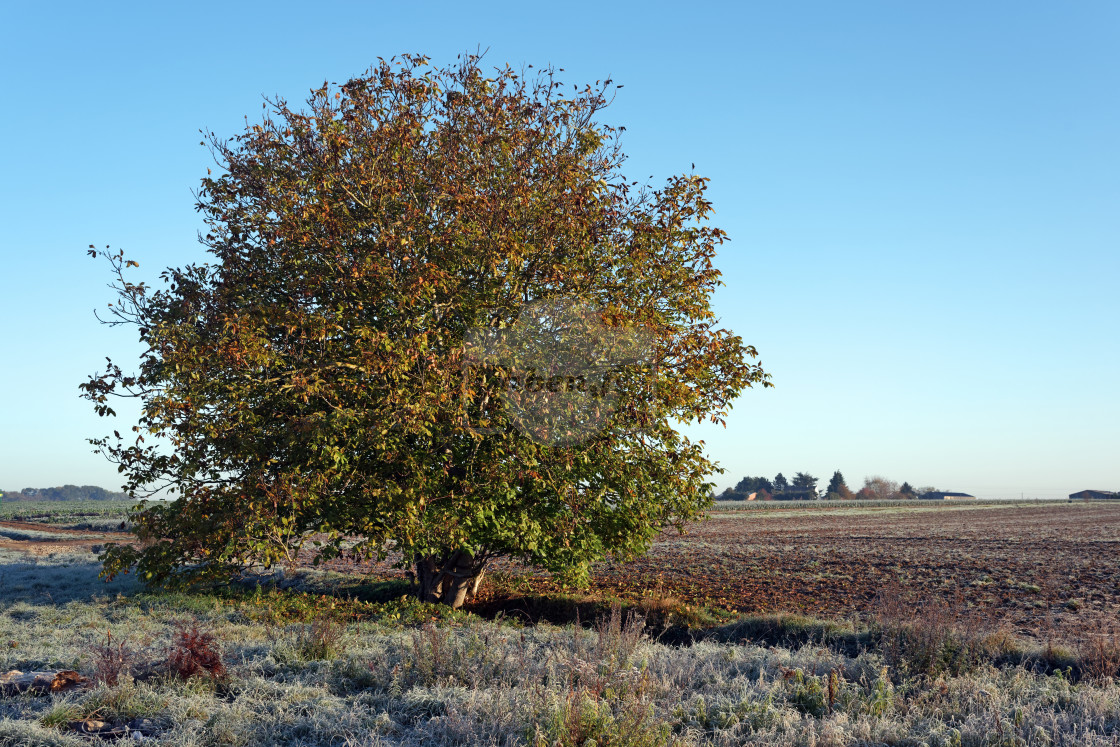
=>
[81,55,770,607]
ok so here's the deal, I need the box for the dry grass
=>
[0,583,1118,745]
[3,505,1120,745]
[1075,623,1120,682]
[87,629,140,687]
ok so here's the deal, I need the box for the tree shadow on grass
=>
[702,613,870,657]
[0,548,139,605]
[464,593,707,646]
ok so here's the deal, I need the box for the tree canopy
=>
[862,476,901,501]
[790,472,818,491]
[733,475,773,494]
[81,54,770,606]
[772,473,789,493]
[824,470,852,500]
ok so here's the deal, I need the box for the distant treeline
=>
[721,471,938,501]
[0,485,131,502]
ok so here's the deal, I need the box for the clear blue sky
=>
[1,2,1116,499]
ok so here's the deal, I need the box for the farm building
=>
[919,491,976,500]
[1068,489,1119,500]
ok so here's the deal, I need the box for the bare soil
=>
[312,502,1120,641]
[4,503,1117,641]
[0,520,132,555]
[607,502,1120,641]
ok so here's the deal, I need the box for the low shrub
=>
[1076,626,1120,681]
[593,602,646,670]
[167,622,225,681]
[88,629,139,687]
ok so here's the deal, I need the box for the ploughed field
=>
[312,501,1120,642]
[3,500,1118,642]
[601,502,1120,641]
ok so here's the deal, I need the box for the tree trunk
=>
[414,550,486,609]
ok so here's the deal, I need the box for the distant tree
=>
[719,475,775,500]
[825,470,853,500]
[855,487,876,500]
[899,482,917,498]
[791,472,818,492]
[733,475,773,494]
[755,488,773,501]
[825,471,845,495]
[916,485,938,497]
[862,476,900,501]
[773,473,789,494]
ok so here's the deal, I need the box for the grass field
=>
[0,500,1118,745]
